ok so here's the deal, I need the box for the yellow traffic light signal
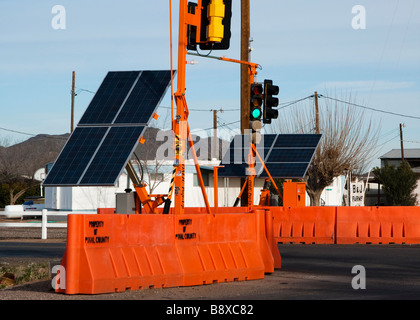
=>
[187,0,232,51]
[207,0,225,43]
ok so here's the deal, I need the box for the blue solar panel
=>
[79,71,141,125]
[43,70,172,187]
[265,148,316,163]
[42,127,108,185]
[259,163,313,179]
[79,126,146,185]
[272,134,322,148]
[114,71,173,125]
[218,134,321,179]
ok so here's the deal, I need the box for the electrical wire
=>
[74,87,95,95]
[0,126,36,137]
[202,120,240,132]
[320,95,420,120]
[277,96,313,110]
[367,0,401,103]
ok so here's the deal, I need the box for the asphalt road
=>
[0,241,65,260]
[1,242,420,301]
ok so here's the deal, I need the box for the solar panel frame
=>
[218,134,321,179]
[78,126,147,186]
[114,71,173,126]
[78,71,141,126]
[42,127,109,186]
[43,70,173,187]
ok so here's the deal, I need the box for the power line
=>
[320,95,420,120]
[202,120,240,132]
[404,139,420,144]
[0,126,36,137]
[377,134,400,148]
[278,96,313,110]
[74,87,96,95]
[0,126,68,141]
[159,106,239,112]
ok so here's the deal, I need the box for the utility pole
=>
[240,0,250,207]
[71,71,75,133]
[314,91,320,134]
[400,123,405,163]
[314,91,321,163]
[213,109,218,160]
[240,0,250,134]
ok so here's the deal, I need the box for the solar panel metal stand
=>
[125,162,167,214]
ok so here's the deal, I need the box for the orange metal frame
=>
[140,0,269,214]
[171,0,262,214]
[172,0,205,215]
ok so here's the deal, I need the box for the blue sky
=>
[1,0,419,169]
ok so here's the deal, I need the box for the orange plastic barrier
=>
[270,206,336,244]
[55,209,280,295]
[336,206,420,244]
[96,208,115,214]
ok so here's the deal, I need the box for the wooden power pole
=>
[71,71,75,133]
[240,0,250,134]
[400,123,405,163]
[240,0,251,206]
[314,91,320,134]
[213,109,218,159]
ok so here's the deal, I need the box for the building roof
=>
[380,149,420,160]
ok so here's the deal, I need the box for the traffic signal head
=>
[263,79,279,124]
[250,83,263,144]
[250,83,263,121]
[187,0,232,51]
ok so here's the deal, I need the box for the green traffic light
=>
[251,108,262,119]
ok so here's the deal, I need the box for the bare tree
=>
[0,137,38,205]
[132,109,173,194]
[0,135,67,205]
[269,95,380,206]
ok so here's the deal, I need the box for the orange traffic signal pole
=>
[186,53,261,211]
[173,0,263,214]
[173,0,212,215]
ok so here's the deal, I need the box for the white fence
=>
[0,209,95,240]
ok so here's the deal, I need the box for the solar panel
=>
[79,126,146,186]
[218,134,321,179]
[114,71,174,125]
[78,71,141,125]
[42,127,109,185]
[43,70,172,187]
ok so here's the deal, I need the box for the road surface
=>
[1,242,420,301]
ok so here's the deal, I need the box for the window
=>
[193,171,209,187]
[150,173,164,182]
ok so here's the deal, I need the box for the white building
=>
[318,176,345,206]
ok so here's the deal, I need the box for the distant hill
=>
[1,134,70,177]
[1,129,230,179]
